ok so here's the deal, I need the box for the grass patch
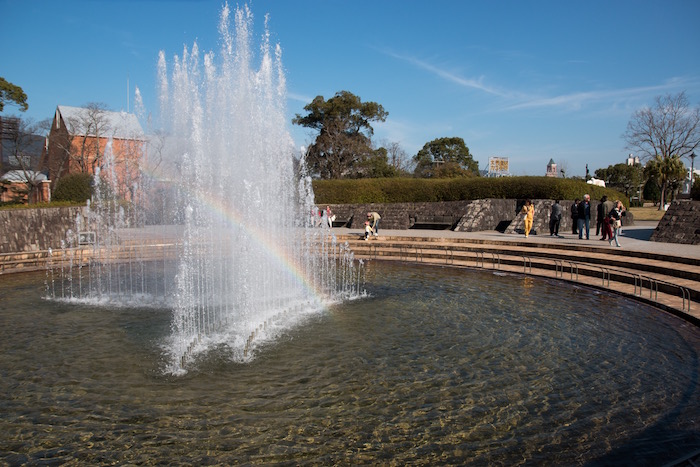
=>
[629,206,665,221]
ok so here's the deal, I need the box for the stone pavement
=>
[335,221,700,259]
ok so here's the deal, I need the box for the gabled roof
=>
[57,105,145,140]
[0,170,48,182]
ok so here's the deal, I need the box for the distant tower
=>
[627,154,640,166]
[546,158,558,177]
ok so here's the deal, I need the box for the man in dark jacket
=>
[577,194,591,239]
[570,199,579,235]
[550,200,563,236]
[596,195,608,236]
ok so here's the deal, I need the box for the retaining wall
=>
[327,199,629,235]
[0,207,85,254]
[650,200,700,245]
[0,198,641,255]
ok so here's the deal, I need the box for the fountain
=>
[45,3,364,374]
[16,4,697,464]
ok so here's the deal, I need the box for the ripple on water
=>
[0,264,699,465]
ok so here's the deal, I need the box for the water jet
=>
[44,3,364,374]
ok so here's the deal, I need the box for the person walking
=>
[577,194,591,240]
[570,199,579,235]
[549,199,562,237]
[608,200,625,247]
[521,199,534,238]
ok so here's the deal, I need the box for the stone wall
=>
[0,198,647,255]
[453,199,517,232]
[328,199,573,233]
[327,198,634,236]
[0,206,84,253]
[327,200,473,230]
[650,200,700,245]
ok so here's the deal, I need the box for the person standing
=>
[367,211,381,237]
[602,196,615,240]
[325,206,334,228]
[608,200,625,247]
[549,199,562,237]
[577,194,591,240]
[600,196,615,240]
[571,199,579,235]
[521,199,534,238]
[596,195,607,237]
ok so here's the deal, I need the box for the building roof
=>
[57,105,145,140]
[0,170,48,182]
[1,134,45,167]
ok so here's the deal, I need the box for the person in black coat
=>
[596,195,607,236]
[550,200,563,236]
[570,199,579,234]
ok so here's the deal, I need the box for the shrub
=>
[692,178,700,201]
[312,177,627,205]
[52,173,94,203]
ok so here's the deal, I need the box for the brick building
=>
[43,105,146,201]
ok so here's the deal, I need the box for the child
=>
[364,221,373,240]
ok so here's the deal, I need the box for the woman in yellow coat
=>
[521,199,534,237]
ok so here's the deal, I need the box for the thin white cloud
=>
[378,48,507,97]
[505,77,696,111]
[287,92,313,104]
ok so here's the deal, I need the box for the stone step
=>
[337,234,700,325]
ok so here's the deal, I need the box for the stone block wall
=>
[0,206,84,254]
[0,198,650,255]
[453,199,516,232]
[328,199,553,233]
[650,200,700,245]
[327,200,473,230]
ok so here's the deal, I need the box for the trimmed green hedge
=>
[312,177,628,205]
[52,173,94,203]
[0,200,83,210]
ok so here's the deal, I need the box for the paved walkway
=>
[334,221,700,260]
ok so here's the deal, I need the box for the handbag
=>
[613,219,621,229]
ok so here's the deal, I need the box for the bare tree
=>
[383,140,413,173]
[623,92,700,207]
[45,102,112,188]
[69,102,112,174]
[1,116,50,203]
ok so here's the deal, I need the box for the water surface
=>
[1,263,698,465]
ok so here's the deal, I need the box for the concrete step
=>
[337,234,700,325]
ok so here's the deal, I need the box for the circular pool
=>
[1,262,698,465]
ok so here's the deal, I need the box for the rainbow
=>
[178,185,331,302]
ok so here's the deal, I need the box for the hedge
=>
[312,177,628,205]
[52,173,94,203]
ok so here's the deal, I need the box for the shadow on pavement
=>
[621,228,655,241]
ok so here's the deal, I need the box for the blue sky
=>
[2,0,699,176]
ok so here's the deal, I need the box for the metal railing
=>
[367,244,693,315]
